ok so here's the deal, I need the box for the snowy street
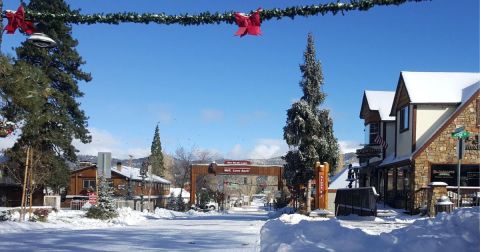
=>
[0,207,268,252]
[1,206,479,251]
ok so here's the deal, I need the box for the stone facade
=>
[412,92,480,210]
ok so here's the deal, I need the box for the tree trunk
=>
[0,0,3,49]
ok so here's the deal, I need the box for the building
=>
[357,71,479,213]
[67,162,171,208]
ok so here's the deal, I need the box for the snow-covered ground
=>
[0,206,267,251]
[261,207,480,252]
[1,205,478,252]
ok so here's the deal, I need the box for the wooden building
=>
[67,162,171,208]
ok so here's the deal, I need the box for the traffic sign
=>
[451,131,470,139]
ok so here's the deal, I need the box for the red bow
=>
[4,6,36,35]
[234,9,262,37]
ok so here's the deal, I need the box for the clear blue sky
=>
[1,0,479,159]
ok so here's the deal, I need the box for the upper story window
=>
[83,179,96,189]
[364,123,379,144]
[399,106,409,132]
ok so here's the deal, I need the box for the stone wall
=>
[412,92,479,210]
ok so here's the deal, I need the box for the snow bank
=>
[0,207,221,234]
[261,207,480,252]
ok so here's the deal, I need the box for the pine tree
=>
[283,33,339,209]
[5,0,91,190]
[176,193,186,212]
[167,192,177,211]
[150,124,165,177]
[86,177,118,219]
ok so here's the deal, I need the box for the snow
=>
[112,165,170,184]
[364,91,396,121]
[1,205,478,251]
[261,207,479,252]
[170,187,190,198]
[401,71,480,104]
[428,182,448,186]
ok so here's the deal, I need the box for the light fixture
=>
[27,33,56,48]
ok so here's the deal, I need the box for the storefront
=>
[430,165,480,187]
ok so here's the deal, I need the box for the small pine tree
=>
[167,192,177,211]
[86,177,118,220]
[150,124,165,177]
[176,193,186,212]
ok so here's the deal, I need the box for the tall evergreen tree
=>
[150,124,165,177]
[5,0,91,190]
[283,33,339,208]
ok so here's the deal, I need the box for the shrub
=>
[0,210,11,221]
[85,205,118,220]
[33,208,50,222]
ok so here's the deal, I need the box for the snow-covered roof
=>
[364,91,395,121]
[400,71,480,104]
[169,188,190,198]
[111,165,170,184]
[329,163,359,189]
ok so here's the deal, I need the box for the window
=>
[83,179,96,189]
[399,106,409,132]
[364,123,379,144]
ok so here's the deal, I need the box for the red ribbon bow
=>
[234,9,262,37]
[4,6,36,35]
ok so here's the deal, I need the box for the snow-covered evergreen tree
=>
[150,124,165,177]
[283,33,339,208]
[86,177,118,220]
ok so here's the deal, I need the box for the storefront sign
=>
[432,169,455,179]
[223,167,251,174]
[355,146,382,158]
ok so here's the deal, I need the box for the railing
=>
[446,186,480,207]
[70,200,88,210]
[334,187,379,216]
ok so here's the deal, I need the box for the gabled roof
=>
[412,88,479,159]
[390,72,480,115]
[112,165,170,184]
[360,91,395,121]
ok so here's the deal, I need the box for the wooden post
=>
[20,147,30,221]
[315,162,320,209]
[190,169,196,206]
[28,149,34,220]
[314,162,330,209]
[322,162,329,209]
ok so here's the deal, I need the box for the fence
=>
[334,187,379,216]
[70,200,88,210]
[446,186,480,207]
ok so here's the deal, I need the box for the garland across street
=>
[4,0,429,26]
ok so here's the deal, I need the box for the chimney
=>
[116,161,122,172]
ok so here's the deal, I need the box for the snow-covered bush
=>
[0,210,11,221]
[33,208,50,222]
[86,177,118,220]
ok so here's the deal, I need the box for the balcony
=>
[356,144,382,162]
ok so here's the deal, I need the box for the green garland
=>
[6,0,429,25]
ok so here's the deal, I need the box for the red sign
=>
[224,160,251,165]
[223,167,251,174]
[88,192,97,205]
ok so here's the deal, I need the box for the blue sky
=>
[1,0,478,159]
